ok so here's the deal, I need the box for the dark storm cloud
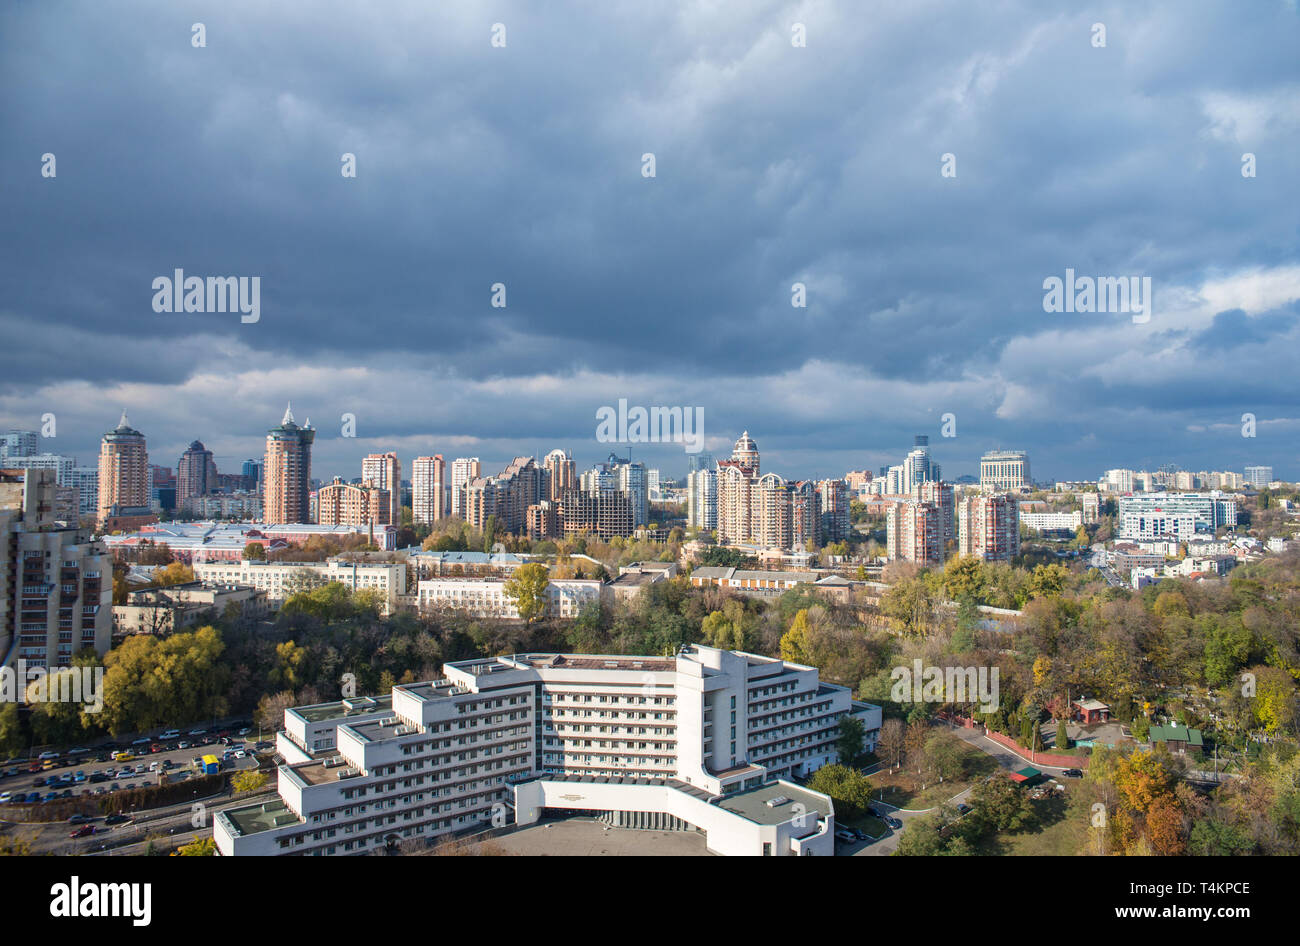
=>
[1,0,1298,479]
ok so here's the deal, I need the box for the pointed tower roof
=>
[282,402,295,425]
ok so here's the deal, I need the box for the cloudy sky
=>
[2,0,1298,485]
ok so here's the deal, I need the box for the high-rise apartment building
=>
[362,452,402,526]
[316,478,391,527]
[886,501,944,566]
[816,478,850,544]
[543,449,576,501]
[1,468,113,666]
[0,430,38,461]
[462,457,543,535]
[449,457,481,519]
[687,467,717,531]
[980,450,1030,492]
[958,493,1020,561]
[263,404,315,525]
[715,432,795,549]
[96,411,150,528]
[913,480,955,548]
[177,440,218,508]
[792,480,819,549]
[241,459,262,490]
[411,455,446,525]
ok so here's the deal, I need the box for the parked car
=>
[37,751,59,760]
[886,816,903,830]
[68,813,90,824]
[0,791,11,803]
[834,828,857,843]
[956,803,972,815]
[103,814,129,825]
[187,729,206,737]
[131,737,151,746]
[160,730,181,740]
[237,727,251,736]
[70,825,96,838]
[68,747,90,756]
[1062,768,1083,779]
[178,741,190,750]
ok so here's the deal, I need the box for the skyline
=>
[3,1,1298,486]
[0,405,1286,488]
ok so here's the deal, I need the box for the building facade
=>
[411,455,446,525]
[362,453,402,527]
[97,412,150,527]
[980,450,1030,492]
[1,468,113,666]
[263,405,315,525]
[958,493,1020,561]
[213,644,882,857]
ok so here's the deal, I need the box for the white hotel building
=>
[214,645,882,857]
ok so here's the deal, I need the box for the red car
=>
[149,744,164,754]
[69,825,96,838]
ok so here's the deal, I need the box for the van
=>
[113,751,134,762]
[160,730,181,740]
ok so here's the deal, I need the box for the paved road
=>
[850,723,1076,856]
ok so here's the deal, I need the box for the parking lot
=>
[0,722,269,809]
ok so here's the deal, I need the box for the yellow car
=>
[113,751,134,762]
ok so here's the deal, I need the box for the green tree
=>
[806,763,874,821]
[243,541,266,560]
[836,716,866,769]
[503,562,550,624]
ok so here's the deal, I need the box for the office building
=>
[1117,492,1237,541]
[263,404,315,525]
[980,450,1030,492]
[1244,466,1273,488]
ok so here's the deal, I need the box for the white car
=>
[160,730,181,740]
[0,791,11,803]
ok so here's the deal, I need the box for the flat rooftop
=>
[515,654,676,672]
[291,694,393,724]
[718,782,831,826]
[222,798,299,837]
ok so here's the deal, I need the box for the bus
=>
[199,755,220,775]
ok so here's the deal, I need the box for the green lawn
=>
[971,786,1092,856]
[869,740,1001,810]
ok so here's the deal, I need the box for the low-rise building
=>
[193,558,407,615]
[416,576,601,620]
[113,581,268,635]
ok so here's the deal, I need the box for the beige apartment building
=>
[96,411,150,527]
[316,478,391,527]
[263,404,315,524]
